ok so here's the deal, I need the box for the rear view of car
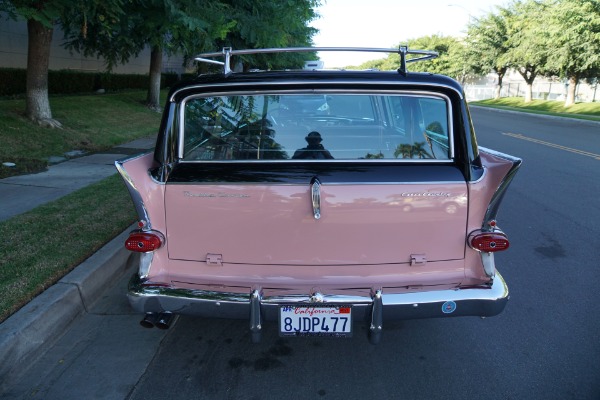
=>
[116,47,521,343]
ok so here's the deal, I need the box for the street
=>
[3,107,600,400]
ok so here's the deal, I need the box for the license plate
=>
[279,305,352,337]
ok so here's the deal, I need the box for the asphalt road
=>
[3,108,600,400]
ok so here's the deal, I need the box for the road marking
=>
[502,132,600,160]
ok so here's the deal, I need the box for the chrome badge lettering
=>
[184,191,250,198]
[401,192,451,197]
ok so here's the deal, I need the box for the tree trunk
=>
[26,19,62,128]
[524,84,533,103]
[147,46,163,111]
[565,75,578,107]
[494,69,505,100]
[517,68,537,104]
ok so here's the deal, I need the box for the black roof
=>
[168,70,465,102]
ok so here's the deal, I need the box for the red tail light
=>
[125,231,164,252]
[468,231,510,253]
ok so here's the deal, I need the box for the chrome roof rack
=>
[194,46,438,75]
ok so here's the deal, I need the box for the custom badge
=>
[441,301,457,314]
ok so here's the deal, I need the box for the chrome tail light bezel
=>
[467,229,510,253]
[125,230,166,253]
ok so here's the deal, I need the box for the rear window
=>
[180,92,452,161]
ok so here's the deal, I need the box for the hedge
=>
[0,68,192,97]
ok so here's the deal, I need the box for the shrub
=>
[0,69,27,96]
[0,68,187,97]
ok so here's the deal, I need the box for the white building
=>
[0,15,185,74]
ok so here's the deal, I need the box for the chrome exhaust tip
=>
[155,312,174,330]
[140,312,158,328]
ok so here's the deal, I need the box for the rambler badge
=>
[401,192,451,197]
[184,191,250,198]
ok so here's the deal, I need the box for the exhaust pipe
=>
[140,312,158,328]
[155,312,174,330]
[140,312,174,329]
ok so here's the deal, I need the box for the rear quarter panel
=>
[464,149,519,284]
[116,153,170,282]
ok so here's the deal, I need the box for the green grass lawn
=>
[0,91,163,178]
[0,90,162,322]
[0,175,136,322]
[471,97,600,121]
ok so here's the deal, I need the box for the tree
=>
[0,0,123,127]
[464,8,511,99]
[218,0,321,70]
[542,0,600,106]
[502,0,550,103]
[65,0,232,110]
[405,35,464,78]
[66,0,321,109]
[355,35,464,79]
[394,143,431,159]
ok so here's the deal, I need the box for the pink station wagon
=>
[116,47,521,343]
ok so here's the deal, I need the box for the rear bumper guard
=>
[128,273,509,343]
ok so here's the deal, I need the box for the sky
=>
[311,0,509,67]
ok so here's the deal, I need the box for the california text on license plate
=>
[279,305,352,337]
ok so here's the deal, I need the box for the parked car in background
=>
[116,47,521,343]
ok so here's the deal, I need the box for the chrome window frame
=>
[178,89,455,163]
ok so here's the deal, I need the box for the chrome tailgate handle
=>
[311,177,321,220]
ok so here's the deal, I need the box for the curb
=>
[0,226,135,384]
[469,105,600,126]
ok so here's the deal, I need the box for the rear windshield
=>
[181,92,451,161]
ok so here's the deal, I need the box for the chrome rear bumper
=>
[128,272,509,342]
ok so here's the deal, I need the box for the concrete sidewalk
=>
[0,136,155,222]
[0,137,155,387]
[0,229,137,388]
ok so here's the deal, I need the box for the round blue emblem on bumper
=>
[442,301,457,314]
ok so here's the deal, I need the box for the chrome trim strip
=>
[481,252,496,279]
[149,167,169,185]
[137,252,155,280]
[177,159,453,165]
[166,180,467,186]
[177,89,455,162]
[470,166,487,184]
[369,290,383,344]
[177,101,183,160]
[310,177,322,219]
[179,88,454,100]
[128,273,509,321]
[250,289,262,342]
[478,146,522,163]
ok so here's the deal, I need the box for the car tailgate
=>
[164,165,468,266]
